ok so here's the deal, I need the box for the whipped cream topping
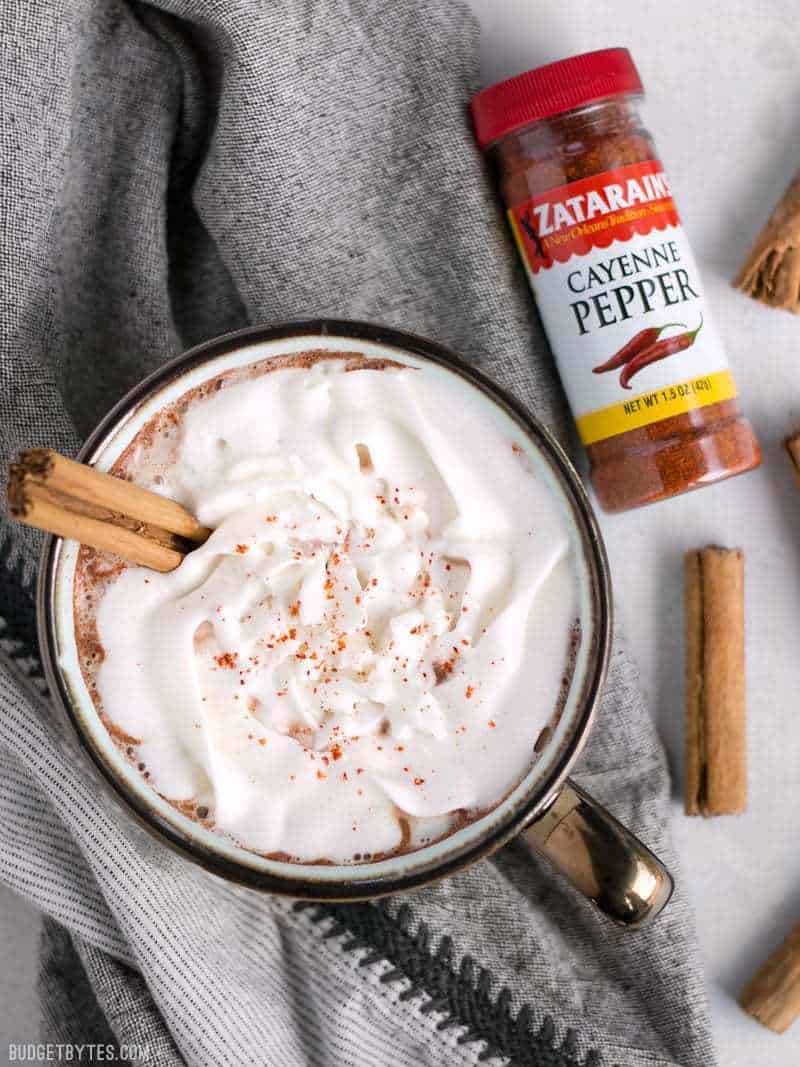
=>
[85,355,578,863]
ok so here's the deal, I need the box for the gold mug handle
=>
[523,779,674,928]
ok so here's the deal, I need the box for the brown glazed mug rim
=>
[36,319,613,901]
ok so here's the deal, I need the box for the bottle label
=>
[508,159,736,445]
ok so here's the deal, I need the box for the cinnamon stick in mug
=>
[7,448,209,572]
[684,546,746,816]
[15,448,209,542]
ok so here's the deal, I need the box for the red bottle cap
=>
[470,48,643,150]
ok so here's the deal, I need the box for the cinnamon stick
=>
[684,546,746,816]
[19,480,187,551]
[14,489,185,572]
[16,448,209,542]
[7,448,209,573]
[740,923,800,1033]
[735,172,800,312]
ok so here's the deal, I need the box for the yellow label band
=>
[575,369,738,445]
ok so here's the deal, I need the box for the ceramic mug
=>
[37,321,673,927]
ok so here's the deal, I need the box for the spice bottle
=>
[470,49,760,512]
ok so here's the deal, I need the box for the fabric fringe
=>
[295,900,603,1067]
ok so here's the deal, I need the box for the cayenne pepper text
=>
[470,48,760,511]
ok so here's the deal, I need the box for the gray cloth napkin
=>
[0,1,716,1064]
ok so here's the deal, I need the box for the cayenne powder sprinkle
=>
[470,48,760,511]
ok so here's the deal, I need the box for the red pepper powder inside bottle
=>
[470,48,760,512]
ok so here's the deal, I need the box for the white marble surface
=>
[468,0,800,1063]
[2,2,799,1062]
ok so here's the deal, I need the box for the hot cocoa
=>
[74,349,579,864]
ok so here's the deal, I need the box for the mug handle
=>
[523,779,674,928]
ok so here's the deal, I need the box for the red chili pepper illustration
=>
[592,322,686,374]
[619,314,704,390]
